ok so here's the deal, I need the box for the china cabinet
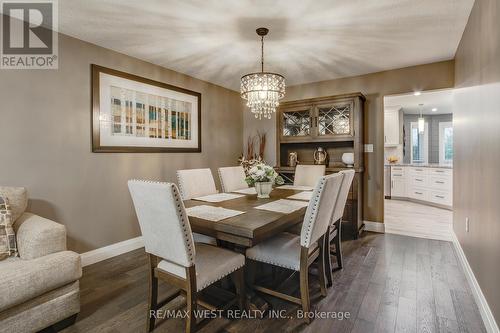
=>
[275,92,365,239]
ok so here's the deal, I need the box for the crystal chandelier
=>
[241,28,285,120]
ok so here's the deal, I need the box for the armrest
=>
[14,212,67,260]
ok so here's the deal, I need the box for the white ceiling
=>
[385,89,454,114]
[57,0,474,91]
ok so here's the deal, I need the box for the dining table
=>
[183,187,309,249]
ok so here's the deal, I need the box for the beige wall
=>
[0,33,244,253]
[454,0,500,325]
[245,61,455,222]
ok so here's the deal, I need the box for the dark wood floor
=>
[61,232,486,333]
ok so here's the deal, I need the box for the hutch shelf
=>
[275,92,366,239]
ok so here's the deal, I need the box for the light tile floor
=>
[384,199,453,241]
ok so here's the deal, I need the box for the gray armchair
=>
[0,187,81,333]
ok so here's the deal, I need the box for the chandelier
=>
[241,27,285,120]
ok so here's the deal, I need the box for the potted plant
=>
[245,163,284,198]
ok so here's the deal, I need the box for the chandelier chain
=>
[261,35,264,72]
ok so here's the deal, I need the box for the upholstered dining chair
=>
[177,168,218,245]
[293,165,326,187]
[246,173,344,323]
[325,170,355,287]
[128,180,246,333]
[218,166,248,193]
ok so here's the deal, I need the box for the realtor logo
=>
[1,0,58,69]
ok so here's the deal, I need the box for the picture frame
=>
[91,64,201,153]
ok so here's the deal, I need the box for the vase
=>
[255,181,273,198]
[342,152,354,167]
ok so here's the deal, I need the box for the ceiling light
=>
[418,104,425,133]
[432,108,437,112]
[241,28,285,120]
[414,91,422,96]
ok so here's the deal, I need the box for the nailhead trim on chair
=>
[129,179,195,265]
[246,255,299,271]
[217,168,226,193]
[301,176,326,247]
[176,171,188,200]
[197,262,245,291]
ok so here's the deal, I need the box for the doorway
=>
[383,89,454,241]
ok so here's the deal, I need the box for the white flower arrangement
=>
[245,163,284,187]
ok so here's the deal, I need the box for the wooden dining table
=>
[183,188,309,249]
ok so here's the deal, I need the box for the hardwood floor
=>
[62,233,485,333]
[384,199,453,241]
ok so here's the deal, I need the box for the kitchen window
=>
[410,121,428,164]
[439,122,453,165]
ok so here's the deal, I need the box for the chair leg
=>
[299,260,311,324]
[186,290,197,333]
[318,235,328,297]
[233,267,247,310]
[334,221,343,269]
[324,230,333,288]
[186,266,197,333]
[147,256,158,333]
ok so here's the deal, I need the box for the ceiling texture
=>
[59,0,474,91]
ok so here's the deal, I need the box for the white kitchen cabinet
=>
[389,165,452,209]
[384,108,401,146]
[390,166,406,197]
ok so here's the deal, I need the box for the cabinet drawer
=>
[391,166,405,172]
[411,175,428,187]
[408,187,429,200]
[430,176,452,191]
[410,167,428,176]
[429,168,452,177]
[429,190,452,206]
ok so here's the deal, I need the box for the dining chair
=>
[177,168,218,245]
[246,172,344,323]
[218,166,248,192]
[325,169,355,287]
[293,165,326,187]
[128,180,246,333]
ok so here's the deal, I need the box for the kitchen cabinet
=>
[384,108,401,146]
[389,165,452,208]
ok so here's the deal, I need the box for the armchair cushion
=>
[0,250,82,312]
[14,213,67,260]
[0,187,27,223]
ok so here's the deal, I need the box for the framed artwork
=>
[92,64,201,152]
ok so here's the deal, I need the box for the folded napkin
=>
[255,199,309,214]
[186,205,245,222]
[287,191,313,201]
[277,185,314,191]
[232,187,257,195]
[192,193,244,203]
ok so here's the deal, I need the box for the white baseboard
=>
[80,236,144,267]
[452,232,500,333]
[363,220,385,233]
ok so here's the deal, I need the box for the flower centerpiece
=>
[245,163,284,198]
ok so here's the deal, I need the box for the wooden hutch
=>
[275,92,365,239]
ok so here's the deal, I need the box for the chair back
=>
[294,165,326,187]
[176,168,217,200]
[331,170,355,224]
[128,180,195,267]
[218,166,248,192]
[300,173,344,248]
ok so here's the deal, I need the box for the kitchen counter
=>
[385,163,452,169]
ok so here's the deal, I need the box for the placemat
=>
[232,187,257,195]
[255,199,309,214]
[277,185,314,191]
[287,191,313,201]
[193,193,244,203]
[186,205,245,222]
